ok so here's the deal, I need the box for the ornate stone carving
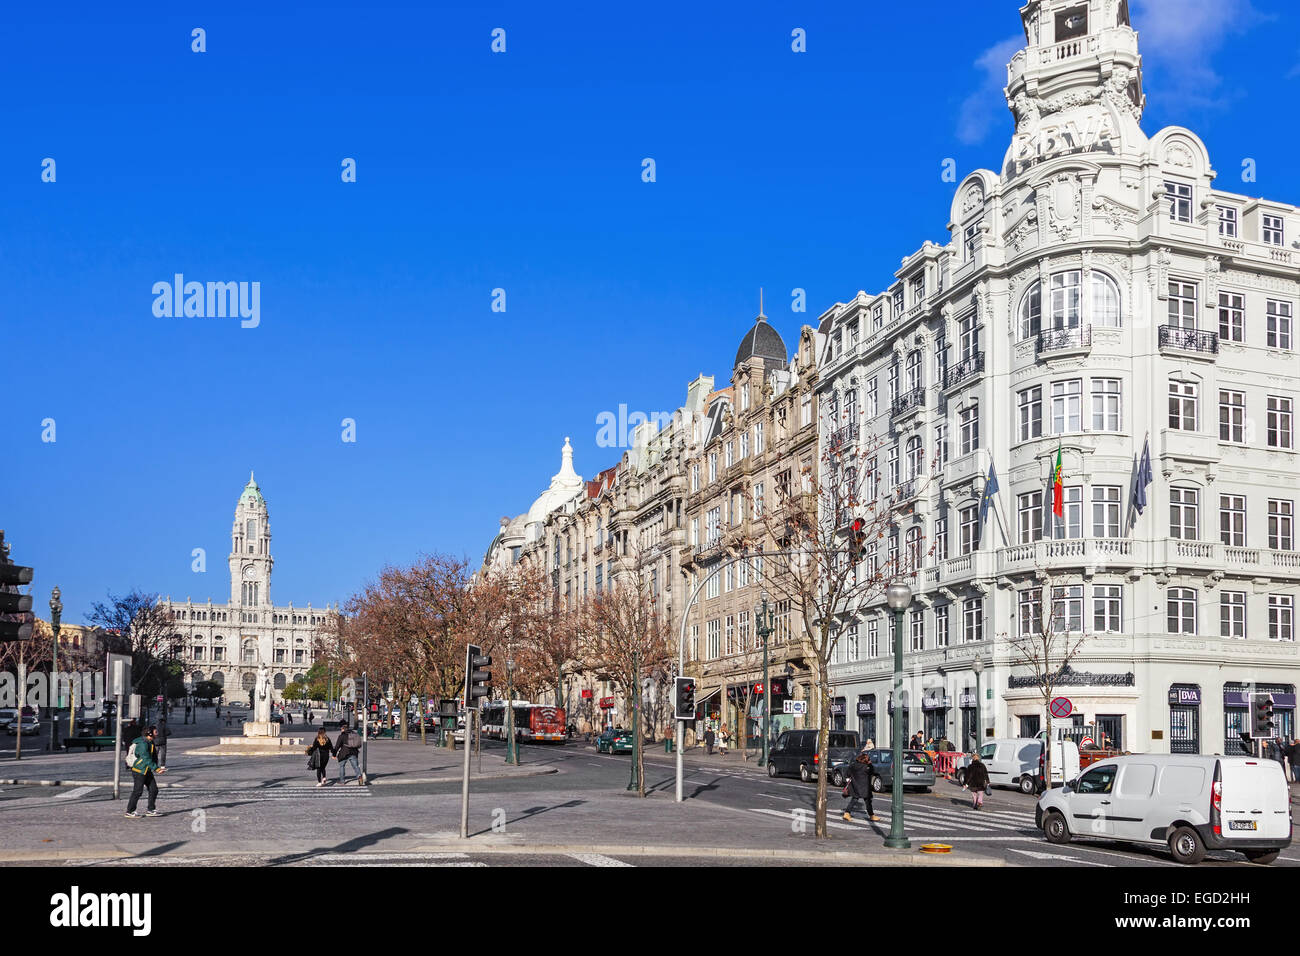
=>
[1008,211,1039,253]
[1165,141,1194,169]
[962,183,984,215]
[1045,175,1080,241]
[1091,195,1136,231]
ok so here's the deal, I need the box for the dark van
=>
[767,729,861,783]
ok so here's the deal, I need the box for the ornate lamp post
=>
[972,653,984,754]
[755,590,775,767]
[505,653,518,765]
[49,586,62,751]
[884,580,912,850]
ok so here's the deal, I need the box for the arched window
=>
[191,670,205,683]
[273,673,287,690]
[1050,271,1082,330]
[241,672,256,690]
[1019,282,1042,339]
[242,639,257,663]
[211,671,225,687]
[905,351,922,392]
[906,436,925,479]
[1091,272,1121,327]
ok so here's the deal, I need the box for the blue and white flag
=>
[1132,436,1153,516]
[979,462,999,525]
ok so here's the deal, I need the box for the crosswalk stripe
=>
[566,852,633,867]
[54,787,98,800]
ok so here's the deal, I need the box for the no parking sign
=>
[1049,696,1073,719]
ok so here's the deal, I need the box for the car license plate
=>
[1229,820,1257,831]
[907,766,924,774]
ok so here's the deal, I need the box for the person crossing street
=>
[842,751,879,823]
[123,725,166,818]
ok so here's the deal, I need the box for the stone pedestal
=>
[242,721,280,738]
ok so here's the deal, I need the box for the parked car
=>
[1037,755,1292,864]
[867,748,936,792]
[7,714,40,736]
[767,729,861,783]
[595,728,634,754]
[0,709,17,731]
[955,738,1080,794]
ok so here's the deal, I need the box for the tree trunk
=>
[815,674,831,839]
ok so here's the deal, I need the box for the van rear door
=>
[1218,758,1291,843]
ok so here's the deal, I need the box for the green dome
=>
[240,470,265,505]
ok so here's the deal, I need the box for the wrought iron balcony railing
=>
[1036,325,1092,356]
[943,352,984,390]
[892,387,926,417]
[1159,325,1219,355]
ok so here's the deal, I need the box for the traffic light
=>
[0,530,34,642]
[674,676,696,720]
[850,517,868,564]
[465,643,492,710]
[1250,693,1276,739]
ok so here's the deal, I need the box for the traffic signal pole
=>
[460,644,492,839]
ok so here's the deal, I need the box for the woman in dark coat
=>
[842,752,879,823]
[963,752,990,810]
[306,729,334,786]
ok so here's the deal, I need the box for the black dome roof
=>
[733,316,788,372]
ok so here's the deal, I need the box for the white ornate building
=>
[821,0,1300,755]
[162,473,337,701]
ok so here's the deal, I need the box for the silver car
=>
[867,748,937,792]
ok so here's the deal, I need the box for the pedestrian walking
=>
[719,724,729,756]
[1289,738,1300,783]
[123,725,166,818]
[962,751,990,810]
[306,729,334,787]
[842,751,879,823]
[335,721,365,785]
[704,726,715,756]
[155,716,171,770]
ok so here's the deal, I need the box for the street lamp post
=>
[884,581,912,850]
[755,591,775,767]
[972,653,984,754]
[49,586,62,751]
[505,654,518,765]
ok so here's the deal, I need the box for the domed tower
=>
[732,300,788,377]
[229,471,273,608]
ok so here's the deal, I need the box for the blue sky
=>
[2,0,1297,623]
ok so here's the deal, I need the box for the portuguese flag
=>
[1052,444,1064,518]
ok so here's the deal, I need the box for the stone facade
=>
[820,0,1300,756]
[161,474,336,702]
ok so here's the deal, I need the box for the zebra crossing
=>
[749,797,1040,840]
[160,786,374,800]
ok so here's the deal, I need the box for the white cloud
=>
[955,36,1023,146]
[1132,0,1268,106]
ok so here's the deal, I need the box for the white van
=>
[1037,754,1292,864]
[955,738,1081,794]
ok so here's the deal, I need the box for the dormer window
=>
[910,273,926,306]
[1056,5,1089,41]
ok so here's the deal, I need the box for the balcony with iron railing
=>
[943,352,984,391]
[892,387,926,418]
[1036,325,1092,357]
[1159,325,1219,357]
[828,425,857,451]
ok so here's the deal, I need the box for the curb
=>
[0,767,559,789]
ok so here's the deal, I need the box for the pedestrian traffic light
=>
[1250,693,1276,739]
[850,517,868,564]
[465,643,492,710]
[0,531,34,642]
[674,677,696,720]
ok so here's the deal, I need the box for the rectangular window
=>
[866,379,878,418]
[1166,181,1193,223]
[845,622,858,661]
[708,453,717,483]
[934,516,948,562]
[1092,486,1121,538]
[1168,282,1198,330]
[1268,396,1294,449]
[1018,386,1043,441]
[690,518,699,547]
[1051,486,1083,540]
[1051,379,1082,433]
[739,431,749,459]
[1051,585,1084,633]
[960,505,980,555]
[892,287,904,317]
[1267,300,1293,350]
[755,422,765,454]
[1218,292,1244,342]
[963,598,984,643]
[1170,487,1199,540]
[1220,591,1246,639]
[935,606,950,648]
[935,422,949,468]
[1269,594,1295,641]
[1219,390,1245,443]
[888,362,899,405]
[691,463,699,492]
[910,273,926,306]
[725,442,734,468]
[1168,588,1197,635]
[724,564,733,593]
[1168,379,1198,431]
[724,615,735,656]
[1219,494,1246,547]
[1263,214,1285,247]
[706,619,720,660]
[910,609,924,651]
[867,620,879,657]
[1217,205,1238,238]
[1093,585,1122,633]
[1269,499,1294,550]
[689,624,698,661]
[754,482,764,518]
[888,446,899,488]
[960,405,980,455]
[706,507,721,544]
[1090,379,1121,432]
[1018,589,1042,637]
[1049,271,1082,330]
[1018,491,1043,544]
[873,303,884,331]
[801,395,812,428]
[706,570,719,600]
[965,220,982,260]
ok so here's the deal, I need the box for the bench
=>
[65,736,117,753]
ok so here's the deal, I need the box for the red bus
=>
[481,702,567,743]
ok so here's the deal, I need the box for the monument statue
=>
[253,662,272,725]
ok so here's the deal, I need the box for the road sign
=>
[1049,696,1073,719]
[106,653,132,696]
[1080,736,1094,748]
[783,700,807,715]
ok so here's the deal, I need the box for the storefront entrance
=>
[857,695,876,745]
[1168,685,1201,754]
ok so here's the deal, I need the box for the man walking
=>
[123,725,166,818]
[703,726,716,756]
[155,715,170,771]
[842,751,879,823]
[335,719,365,785]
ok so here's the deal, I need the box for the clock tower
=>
[229,471,274,609]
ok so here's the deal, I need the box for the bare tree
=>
[1003,572,1092,789]
[86,591,182,709]
[751,424,938,838]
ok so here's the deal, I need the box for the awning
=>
[695,688,721,708]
